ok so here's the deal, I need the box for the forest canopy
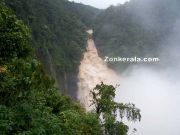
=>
[0,1,141,134]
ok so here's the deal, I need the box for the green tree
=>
[4,0,98,95]
[91,82,141,135]
[0,3,102,135]
[0,1,31,65]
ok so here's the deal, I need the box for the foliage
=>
[94,0,180,71]
[65,1,101,27]
[0,58,102,135]
[4,0,100,94]
[0,4,102,135]
[0,2,142,135]
[91,82,141,135]
[0,2,31,65]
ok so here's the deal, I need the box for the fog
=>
[77,0,180,134]
[115,66,180,135]
[115,1,180,134]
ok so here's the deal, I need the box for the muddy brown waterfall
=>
[77,29,120,111]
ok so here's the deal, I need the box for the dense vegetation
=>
[4,0,100,98]
[2,0,179,133]
[91,83,141,135]
[0,1,141,134]
[94,0,180,71]
[0,2,101,134]
[4,0,180,96]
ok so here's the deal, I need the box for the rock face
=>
[78,29,120,111]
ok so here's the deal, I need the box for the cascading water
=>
[77,29,180,135]
[78,29,119,111]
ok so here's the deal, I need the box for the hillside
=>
[0,2,141,134]
[5,0,100,99]
[94,0,180,71]
[0,2,103,134]
[2,0,179,134]
[4,0,180,97]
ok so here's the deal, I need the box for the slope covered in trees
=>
[94,0,180,71]
[0,1,141,134]
[0,2,102,134]
[4,0,100,98]
[4,0,180,97]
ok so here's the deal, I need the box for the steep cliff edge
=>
[5,0,100,99]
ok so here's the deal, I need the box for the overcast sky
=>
[69,0,130,9]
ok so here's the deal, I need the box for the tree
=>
[4,0,92,94]
[0,1,31,65]
[91,82,141,135]
[0,3,102,135]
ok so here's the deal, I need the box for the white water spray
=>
[78,29,119,111]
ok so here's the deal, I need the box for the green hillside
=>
[94,0,180,71]
[0,1,141,134]
[4,0,179,134]
[5,0,100,99]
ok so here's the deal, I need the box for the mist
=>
[115,1,180,134]
[77,0,180,134]
[115,66,180,135]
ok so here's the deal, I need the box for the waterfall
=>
[77,29,119,111]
